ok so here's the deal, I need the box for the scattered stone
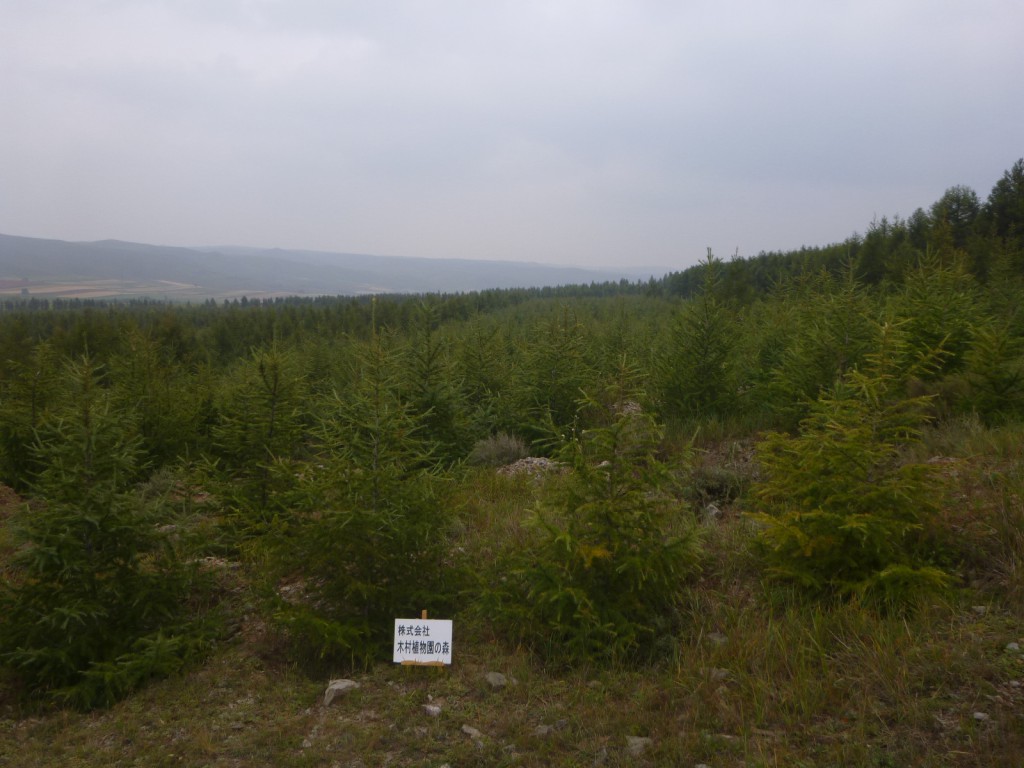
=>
[534,724,553,737]
[323,679,360,706]
[972,605,988,616]
[973,711,990,722]
[497,456,564,479]
[707,631,729,647]
[485,671,508,690]
[626,736,653,756]
[462,724,484,740]
[704,503,722,521]
[709,667,731,683]
[1005,642,1020,652]
[423,704,442,717]
[301,738,312,749]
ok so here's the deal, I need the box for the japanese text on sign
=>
[393,619,453,666]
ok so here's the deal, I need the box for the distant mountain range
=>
[0,233,661,300]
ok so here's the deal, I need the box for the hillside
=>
[1,161,1023,766]
[0,233,657,299]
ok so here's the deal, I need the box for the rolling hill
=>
[0,234,658,299]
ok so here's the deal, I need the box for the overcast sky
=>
[1,1,1021,271]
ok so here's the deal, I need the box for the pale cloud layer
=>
[1,1,1021,270]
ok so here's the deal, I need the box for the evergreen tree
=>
[750,324,951,607]
[0,342,60,490]
[497,361,702,662]
[657,251,736,421]
[270,327,454,668]
[211,343,308,526]
[0,357,198,708]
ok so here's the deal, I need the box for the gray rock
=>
[709,667,731,682]
[1005,641,1020,652]
[323,678,360,706]
[423,704,442,717]
[973,711,990,722]
[462,724,485,740]
[534,724,553,737]
[626,736,653,756]
[707,631,729,647]
[972,605,988,615]
[485,671,508,690]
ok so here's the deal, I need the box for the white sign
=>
[393,618,453,666]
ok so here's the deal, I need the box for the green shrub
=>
[268,329,457,669]
[494,364,702,663]
[0,357,206,709]
[748,325,952,608]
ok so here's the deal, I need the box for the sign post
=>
[393,611,453,667]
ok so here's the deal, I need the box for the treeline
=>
[0,160,1022,709]
[662,158,1024,302]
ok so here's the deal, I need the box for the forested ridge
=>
[1,161,1023,765]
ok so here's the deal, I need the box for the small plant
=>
[268,329,457,669]
[495,361,702,663]
[0,357,206,709]
[749,324,952,608]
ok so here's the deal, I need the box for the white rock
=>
[423,704,442,717]
[323,678,360,706]
[626,736,653,756]
[973,711,990,722]
[485,671,508,690]
[1005,642,1020,652]
[462,724,484,740]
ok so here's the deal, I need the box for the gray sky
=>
[1,1,1021,271]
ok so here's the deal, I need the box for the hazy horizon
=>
[2,1,1021,271]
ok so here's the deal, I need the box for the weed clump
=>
[467,432,530,467]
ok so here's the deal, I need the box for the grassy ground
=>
[1,426,1023,767]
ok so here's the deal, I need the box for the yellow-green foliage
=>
[749,324,952,607]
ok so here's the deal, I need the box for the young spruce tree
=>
[0,357,198,708]
[270,325,454,668]
[500,359,702,663]
[750,323,951,608]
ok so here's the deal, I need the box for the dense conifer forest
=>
[1,160,1023,765]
